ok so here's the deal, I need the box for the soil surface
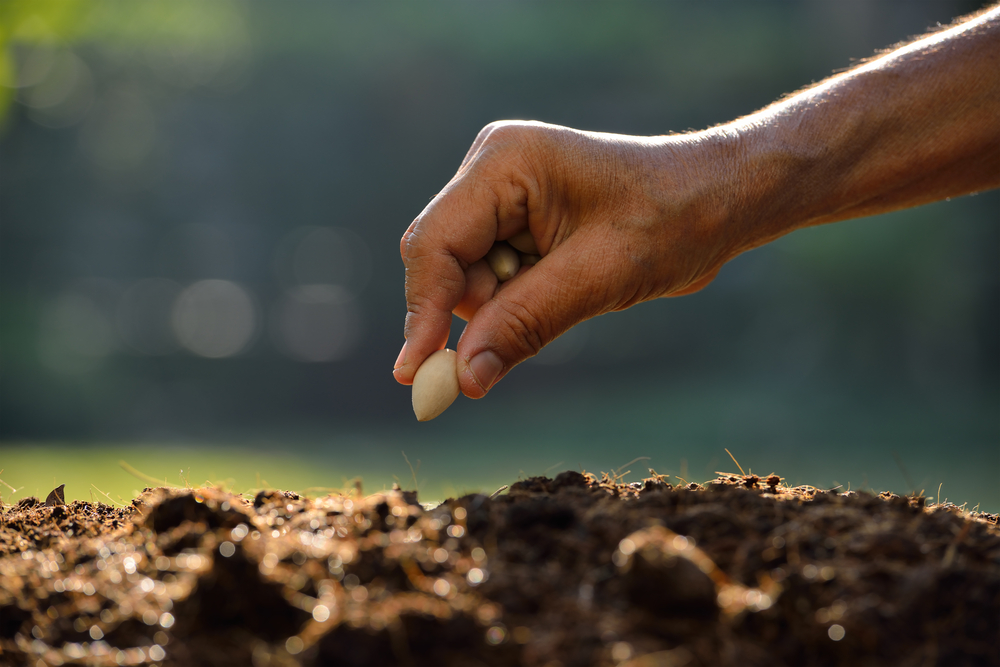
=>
[1,471,998,667]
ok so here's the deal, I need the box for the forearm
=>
[712,7,1000,255]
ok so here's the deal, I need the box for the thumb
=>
[455,239,610,398]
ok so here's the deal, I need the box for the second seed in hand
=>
[506,229,538,255]
[485,242,519,282]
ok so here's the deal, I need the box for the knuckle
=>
[402,291,452,340]
[477,120,515,142]
[403,293,433,320]
[401,225,427,263]
[481,120,518,142]
[476,120,542,154]
[480,120,544,146]
[401,212,430,264]
[399,230,411,262]
[404,260,464,312]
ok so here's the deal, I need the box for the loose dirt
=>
[1,471,998,666]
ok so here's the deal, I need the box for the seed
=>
[485,242,519,282]
[412,349,460,421]
[507,229,538,255]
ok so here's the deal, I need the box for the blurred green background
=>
[1,1,997,511]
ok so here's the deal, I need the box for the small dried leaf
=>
[45,484,66,507]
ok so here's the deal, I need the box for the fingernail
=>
[469,350,503,392]
[393,342,407,370]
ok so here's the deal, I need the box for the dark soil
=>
[1,471,998,667]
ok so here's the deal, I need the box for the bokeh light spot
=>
[485,625,506,646]
[312,604,330,623]
[171,279,257,358]
[18,49,95,128]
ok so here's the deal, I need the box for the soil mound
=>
[1,472,998,666]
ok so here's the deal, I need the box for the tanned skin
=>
[394,7,1000,400]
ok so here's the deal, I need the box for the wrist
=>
[695,117,842,258]
[645,130,766,276]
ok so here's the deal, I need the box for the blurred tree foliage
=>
[0,0,245,127]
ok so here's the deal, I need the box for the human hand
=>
[393,120,741,399]
[396,8,999,407]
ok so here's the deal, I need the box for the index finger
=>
[392,179,502,385]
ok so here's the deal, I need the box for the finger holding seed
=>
[485,242,520,282]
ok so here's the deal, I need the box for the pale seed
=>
[412,349,460,421]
